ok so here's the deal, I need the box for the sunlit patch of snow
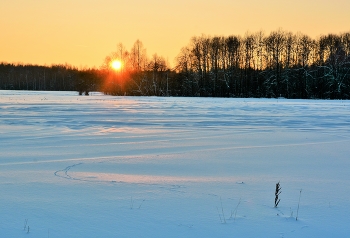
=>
[68,171,240,184]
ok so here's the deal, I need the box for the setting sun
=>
[111,60,122,71]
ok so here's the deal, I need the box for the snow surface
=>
[1,90,350,237]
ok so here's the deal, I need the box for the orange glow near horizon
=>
[1,0,350,68]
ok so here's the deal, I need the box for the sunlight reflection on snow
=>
[71,171,238,184]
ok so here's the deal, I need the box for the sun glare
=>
[111,60,122,71]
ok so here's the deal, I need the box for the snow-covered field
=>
[1,90,350,237]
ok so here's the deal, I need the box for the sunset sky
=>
[1,0,349,68]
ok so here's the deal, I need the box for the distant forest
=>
[1,30,350,99]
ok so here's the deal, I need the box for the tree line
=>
[175,30,350,99]
[0,63,102,95]
[1,29,350,99]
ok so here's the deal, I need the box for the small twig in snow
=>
[23,219,28,231]
[220,197,226,223]
[230,198,241,221]
[296,189,302,221]
[216,207,223,223]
